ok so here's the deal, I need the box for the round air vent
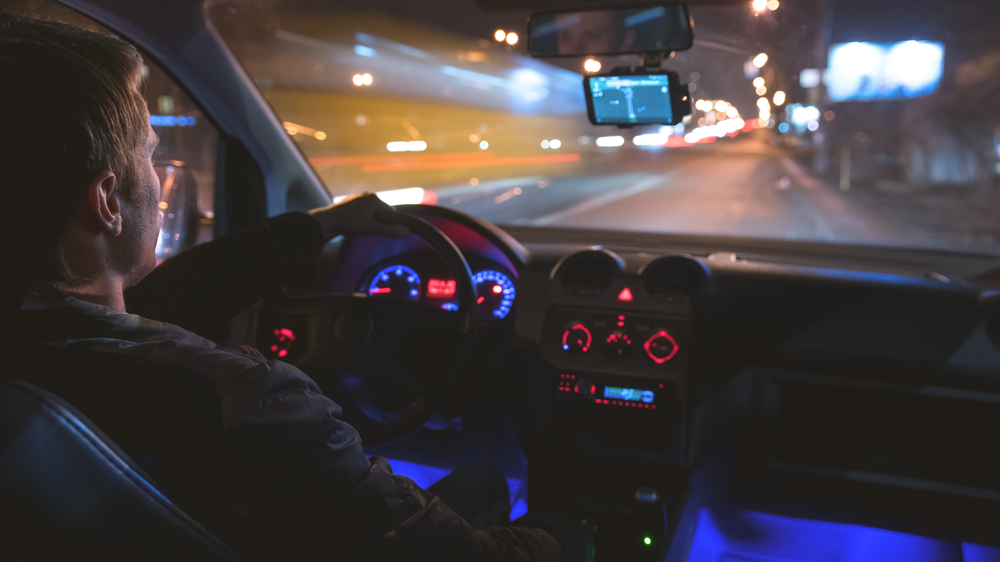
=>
[987,310,1000,350]
[553,248,623,296]
[641,255,708,299]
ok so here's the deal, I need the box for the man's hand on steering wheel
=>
[309,193,411,240]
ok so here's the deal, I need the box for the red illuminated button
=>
[562,323,592,353]
[644,330,678,364]
[617,287,633,301]
[604,331,632,358]
[270,328,296,359]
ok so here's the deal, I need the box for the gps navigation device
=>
[585,71,689,126]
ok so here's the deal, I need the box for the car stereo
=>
[585,70,690,126]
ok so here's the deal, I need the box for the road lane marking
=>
[778,157,819,189]
[526,174,670,226]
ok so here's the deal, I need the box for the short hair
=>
[0,13,148,288]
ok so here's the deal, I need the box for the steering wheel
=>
[257,207,479,445]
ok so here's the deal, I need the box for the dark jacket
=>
[12,213,586,562]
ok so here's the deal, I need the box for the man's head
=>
[0,14,161,299]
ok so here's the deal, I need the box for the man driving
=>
[0,14,591,562]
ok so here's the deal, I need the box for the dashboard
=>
[276,206,1000,552]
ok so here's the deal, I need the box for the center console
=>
[525,249,707,559]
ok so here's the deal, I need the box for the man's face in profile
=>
[556,11,637,55]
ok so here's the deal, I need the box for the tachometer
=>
[472,270,515,319]
[369,265,421,302]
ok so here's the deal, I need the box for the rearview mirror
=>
[528,4,693,58]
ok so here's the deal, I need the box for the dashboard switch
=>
[644,330,678,364]
[562,323,592,353]
[605,331,633,357]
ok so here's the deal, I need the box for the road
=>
[431,135,906,247]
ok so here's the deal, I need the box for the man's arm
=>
[125,193,409,340]
[213,357,591,561]
[124,212,325,340]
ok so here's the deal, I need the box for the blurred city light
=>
[541,140,550,149]
[726,106,739,118]
[714,101,729,112]
[494,30,506,42]
[352,74,364,86]
[767,0,779,10]
[778,122,790,133]
[550,139,562,149]
[773,91,786,105]
[314,131,327,140]
[479,140,489,150]
[756,86,767,96]
[757,98,771,110]
[584,59,602,73]
[752,0,767,12]
[790,104,821,127]
[633,133,671,146]
[807,121,820,131]
[596,135,625,147]
[753,77,765,88]
[505,32,519,45]
[386,140,427,152]
[799,68,821,88]
[354,45,376,57]
[362,73,373,85]
[825,111,835,120]
[753,53,768,68]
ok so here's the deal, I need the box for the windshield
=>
[210,0,1000,256]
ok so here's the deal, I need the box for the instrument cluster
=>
[361,255,516,321]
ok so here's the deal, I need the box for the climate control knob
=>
[562,323,592,353]
[644,330,679,364]
[604,331,632,358]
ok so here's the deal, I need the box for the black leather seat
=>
[0,380,239,561]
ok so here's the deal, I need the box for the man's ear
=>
[85,170,122,237]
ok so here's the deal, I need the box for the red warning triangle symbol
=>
[618,287,633,301]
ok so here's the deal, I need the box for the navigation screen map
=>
[588,75,674,125]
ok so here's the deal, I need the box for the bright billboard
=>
[826,41,944,102]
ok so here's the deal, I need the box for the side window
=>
[3,0,219,260]
[142,61,219,259]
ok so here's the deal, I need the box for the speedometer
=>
[472,270,515,319]
[368,265,421,302]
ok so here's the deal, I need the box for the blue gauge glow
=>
[472,270,516,319]
[368,265,421,302]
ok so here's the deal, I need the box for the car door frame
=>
[58,0,330,229]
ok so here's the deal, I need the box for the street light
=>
[752,0,767,11]
[753,77,765,88]
[773,91,786,105]
[584,59,602,73]
[767,0,779,10]
[494,30,506,42]
[753,53,768,68]
[505,32,519,45]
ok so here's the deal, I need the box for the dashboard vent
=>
[987,311,1000,350]
[558,250,621,296]
[643,256,707,299]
